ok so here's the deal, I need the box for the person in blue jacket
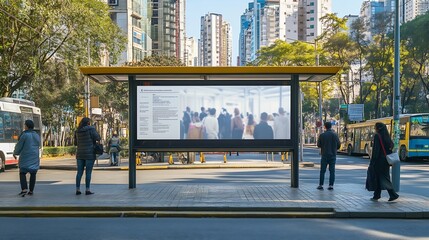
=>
[13,120,41,197]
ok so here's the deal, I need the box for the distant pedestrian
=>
[108,133,121,166]
[13,120,41,197]
[74,117,101,195]
[368,122,399,201]
[317,122,340,190]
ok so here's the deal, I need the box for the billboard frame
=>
[80,66,341,189]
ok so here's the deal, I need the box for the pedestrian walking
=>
[74,117,101,195]
[317,122,340,190]
[108,133,121,166]
[368,122,399,201]
[13,120,41,197]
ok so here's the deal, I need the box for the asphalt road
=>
[0,218,428,240]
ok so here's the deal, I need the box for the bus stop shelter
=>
[80,66,340,188]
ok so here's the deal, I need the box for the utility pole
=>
[316,41,322,136]
[85,38,91,119]
[392,0,401,192]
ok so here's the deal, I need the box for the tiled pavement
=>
[0,154,427,218]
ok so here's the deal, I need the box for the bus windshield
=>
[410,115,429,137]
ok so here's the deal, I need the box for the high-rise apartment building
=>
[239,8,254,66]
[403,0,429,22]
[150,0,186,61]
[184,37,198,66]
[107,0,152,65]
[199,13,232,66]
[238,0,315,66]
[298,0,332,42]
[360,0,386,39]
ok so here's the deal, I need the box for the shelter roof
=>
[79,66,341,84]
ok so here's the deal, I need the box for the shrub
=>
[43,146,76,157]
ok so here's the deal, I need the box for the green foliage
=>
[0,0,126,97]
[43,146,76,156]
[401,13,429,113]
[249,40,316,66]
[125,56,185,67]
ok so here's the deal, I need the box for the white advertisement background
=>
[137,85,291,140]
[137,86,180,139]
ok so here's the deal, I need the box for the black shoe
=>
[388,195,399,202]
[18,191,27,197]
[328,186,334,190]
[27,191,33,195]
[317,186,323,190]
[85,191,94,195]
[76,190,82,195]
[370,197,379,201]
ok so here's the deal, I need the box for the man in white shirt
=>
[202,108,219,139]
[274,107,290,139]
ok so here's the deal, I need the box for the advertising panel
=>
[134,81,292,151]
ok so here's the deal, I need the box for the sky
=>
[186,0,364,65]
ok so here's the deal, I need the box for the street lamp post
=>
[392,0,401,192]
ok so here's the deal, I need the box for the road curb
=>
[0,206,426,219]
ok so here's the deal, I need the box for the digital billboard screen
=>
[135,80,292,151]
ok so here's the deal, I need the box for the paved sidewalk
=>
[0,173,428,218]
[0,183,427,218]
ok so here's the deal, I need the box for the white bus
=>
[0,98,42,172]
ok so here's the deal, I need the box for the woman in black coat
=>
[369,122,399,201]
[74,117,101,195]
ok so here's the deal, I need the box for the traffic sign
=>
[348,104,364,121]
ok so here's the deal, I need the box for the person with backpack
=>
[108,133,121,166]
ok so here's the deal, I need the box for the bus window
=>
[410,121,429,137]
[400,123,406,140]
[2,112,22,141]
[0,112,4,141]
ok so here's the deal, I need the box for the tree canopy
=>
[0,0,126,97]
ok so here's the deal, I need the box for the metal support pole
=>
[85,38,91,118]
[128,75,137,189]
[316,41,322,135]
[392,0,401,192]
[318,82,323,133]
[299,91,304,162]
[291,74,300,188]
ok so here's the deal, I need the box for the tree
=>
[401,13,429,110]
[349,16,371,104]
[0,0,126,97]
[364,12,395,118]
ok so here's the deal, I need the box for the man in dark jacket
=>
[317,122,340,190]
[253,112,274,139]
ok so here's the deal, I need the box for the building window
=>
[108,0,118,6]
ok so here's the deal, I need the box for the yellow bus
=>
[341,113,429,161]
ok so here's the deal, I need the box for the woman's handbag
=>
[386,152,400,165]
[94,142,104,155]
[365,165,377,191]
[378,135,400,165]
